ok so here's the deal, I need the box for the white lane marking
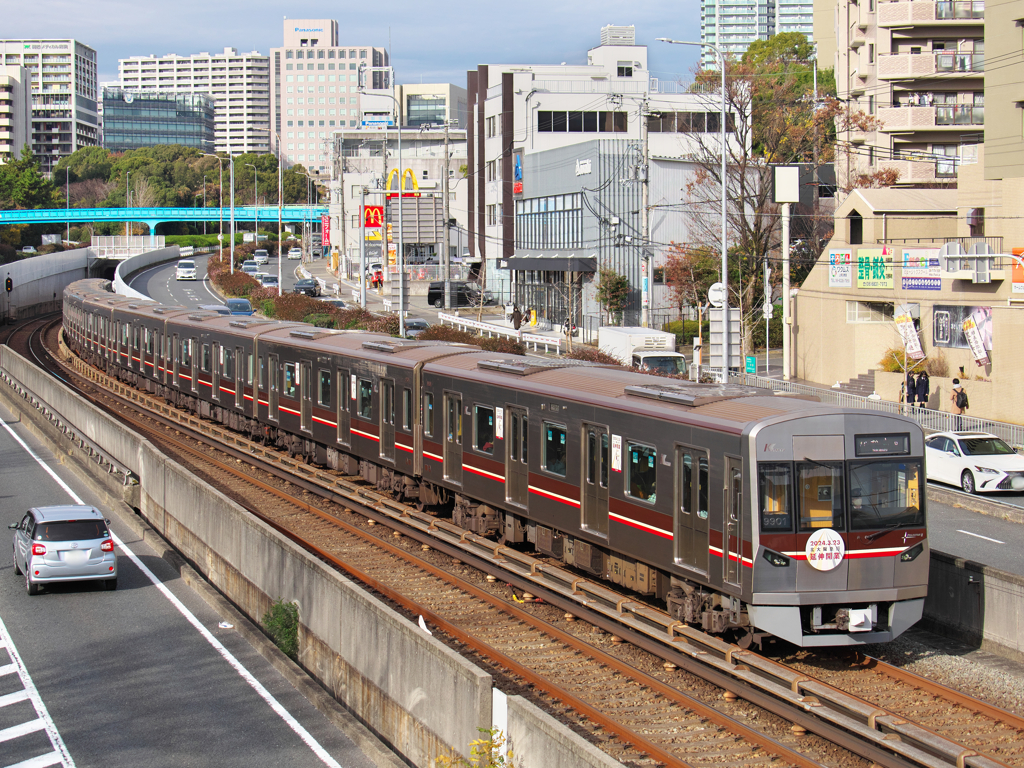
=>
[956,529,1005,544]
[0,413,343,768]
[0,619,74,767]
[7,753,62,768]
[0,718,46,742]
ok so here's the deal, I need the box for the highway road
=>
[126,253,304,307]
[0,397,379,767]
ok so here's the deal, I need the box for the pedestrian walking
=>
[511,305,522,331]
[914,371,930,408]
[950,378,969,430]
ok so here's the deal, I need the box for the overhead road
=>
[0,205,325,232]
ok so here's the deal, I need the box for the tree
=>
[0,147,62,210]
[682,32,881,355]
[595,268,630,325]
[664,244,719,318]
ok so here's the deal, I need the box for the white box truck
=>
[598,326,687,375]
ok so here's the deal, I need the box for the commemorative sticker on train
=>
[611,435,622,472]
[805,529,845,571]
[495,407,503,438]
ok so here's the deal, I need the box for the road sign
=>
[745,356,757,374]
[762,303,774,319]
[708,282,725,308]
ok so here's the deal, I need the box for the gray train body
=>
[64,280,928,647]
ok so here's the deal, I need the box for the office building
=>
[102,86,215,153]
[0,66,32,161]
[0,39,99,174]
[269,18,388,171]
[700,0,815,67]
[467,26,746,323]
[831,0,985,189]
[118,48,270,155]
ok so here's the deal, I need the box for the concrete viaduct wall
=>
[1,247,91,321]
[0,344,621,768]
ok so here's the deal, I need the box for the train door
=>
[236,347,245,408]
[724,456,743,586]
[336,369,350,446]
[674,447,709,575]
[380,379,395,461]
[444,392,462,484]
[211,343,221,401]
[300,361,312,431]
[172,334,180,388]
[268,354,279,420]
[505,407,529,507]
[581,423,609,536]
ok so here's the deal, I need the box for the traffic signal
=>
[5,276,11,293]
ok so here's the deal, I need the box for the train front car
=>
[748,407,927,647]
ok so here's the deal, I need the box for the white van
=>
[176,260,197,280]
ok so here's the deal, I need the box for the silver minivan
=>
[10,505,117,594]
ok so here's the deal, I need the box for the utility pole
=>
[443,119,452,311]
[641,102,651,328]
[334,134,345,275]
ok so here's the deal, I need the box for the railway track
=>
[5,323,1022,768]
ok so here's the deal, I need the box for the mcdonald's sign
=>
[363,205,384,228]
[385,168,420,199]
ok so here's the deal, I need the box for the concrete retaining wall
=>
[1,248,91,321]
[0,345,627,767]
[113,245,181,299]
[922,551,1024,662]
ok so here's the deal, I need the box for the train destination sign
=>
[854,434,910,457]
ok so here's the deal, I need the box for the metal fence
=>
[728,371,1024,448]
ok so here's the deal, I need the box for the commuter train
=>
[63,279,929,647]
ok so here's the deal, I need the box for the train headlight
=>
[900,542,924,562]
[762,549,790,568]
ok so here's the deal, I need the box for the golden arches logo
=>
[363,205,384,227]
[385,168,420,198]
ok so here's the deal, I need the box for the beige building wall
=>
[813,0,837,67]
[982,4,1024,180]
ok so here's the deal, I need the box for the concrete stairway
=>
[837,371,877,397]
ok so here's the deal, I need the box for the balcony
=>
[878,52,984,80]
[877,104,983,130]
[878,0,984,26]
[879,158,958,183]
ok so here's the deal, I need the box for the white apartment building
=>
[118,48,270,155]
[701,0,814,67]
[0,39,99,173]
[0,66,32,161]
[269,18,388,172]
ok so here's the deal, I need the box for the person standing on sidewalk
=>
[950,378,969,430]
[915,371,930,409]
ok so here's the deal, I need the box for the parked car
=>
[287,248,303,260]
[404,318,429,338]
[259,273,280,289]
[427,280,481,309]
[175,259,197,280]
[293,278,321,297]
[21,246,37,254]
[225,298,253,316]
[924,431,1024,494]
[253,249,270,266]
[364,261,383,277]
[241,260,259,275]
[10,505,117,594]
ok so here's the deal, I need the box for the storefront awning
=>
[500,252,597,273]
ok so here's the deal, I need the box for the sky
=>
[6,0,705,88]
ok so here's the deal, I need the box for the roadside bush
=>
[563,346,624,366]
[261,599,299,661]
[750,317,783,350]
[479,337,525,355]
[417,325,478,344]
[662,319,709,347]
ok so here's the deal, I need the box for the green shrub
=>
[479,337,525,355]
[750,316,783,350]
[662,319,709,347]
[261,599,299,660]
[563,346,624,366]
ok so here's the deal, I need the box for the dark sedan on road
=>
[293,278,321,297]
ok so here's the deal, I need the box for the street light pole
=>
[125,170,131,240]
[275,133,283,297]
[202,175,207,236]
[359,62,405,338]
[657,38,729,377]
[64,162,69,243]
[245,163,258,241]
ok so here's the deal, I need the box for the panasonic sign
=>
[294,27,324,32]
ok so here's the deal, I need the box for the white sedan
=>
[924,431,1024,494]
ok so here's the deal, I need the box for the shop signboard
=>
[901,249,941,291]
[829,250,852,287]
[856,248,894,289]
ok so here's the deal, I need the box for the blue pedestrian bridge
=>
[0,205,326,231]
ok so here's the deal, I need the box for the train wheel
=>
[960,470,976,495]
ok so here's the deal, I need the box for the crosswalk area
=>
[0,617,74,768]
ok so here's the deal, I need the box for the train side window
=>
[318,370,331,406]
[247,354,254,385]
[423,393,434,437]
[181,340,192,367]
[146,330,154,354]
[358,378,372,418]
[259,356,265,389]
[797,461,844,531]
[627,442,658,503]
[201,344,211,372]
[474,405,494,453]
[758,463,793,531]
[283,363,298,398]
[223,348,234,379]
[337,369,349,410]
[543,422,567,476]
[402,389,412,431]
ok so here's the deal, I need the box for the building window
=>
[846,301,894,323]
[515,193,584,249]
[968,207,985,236]
[617,61,634,77]
[537,110,628,133]
[848,209,863,244]
[487,204,497,226]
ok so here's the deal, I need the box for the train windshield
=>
[848,460,924,531]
